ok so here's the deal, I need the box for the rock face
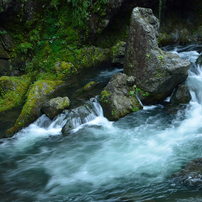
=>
[124,7,191,104]
[170,84,191,104]
[42,97,71,119]
[100,73,143,121]
[172,158,202,188]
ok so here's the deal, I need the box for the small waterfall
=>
[62,97,105,133]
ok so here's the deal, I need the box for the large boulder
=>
[42,96,71,119]
[172,158,202,189]
[5,80,64,137]
[100,73,143,121]
[124,7,191,104]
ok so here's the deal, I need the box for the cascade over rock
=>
[124,7,191,104]
[62,98,101,134]
[5,80,64,137]
[42,96,71,119]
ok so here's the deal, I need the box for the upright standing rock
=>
[124,7,191,104]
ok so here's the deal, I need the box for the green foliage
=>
[129,91,135,96]
[132,107,139,112]
[19,42,33,54]
[158,55,163,60]
[0,30,7,35]
[100,89,112,102]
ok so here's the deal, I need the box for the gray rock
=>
[124,7,191,104]
[172,158,202,188]
[42,97,71,119]
[100,73,143,121]
[170,84,191,104]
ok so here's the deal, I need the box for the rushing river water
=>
[0,44,202,201]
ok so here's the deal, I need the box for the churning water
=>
[0,44,202,202]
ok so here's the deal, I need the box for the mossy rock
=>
[84,81,98,91]
[42,96,71,119]
[76,46,110,69]
[5,79,64,137]
[111,41,126,66]
[0,74,31,113]
[100,73,143,121]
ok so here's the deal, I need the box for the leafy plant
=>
[129,91,135,96]
[158,55,163,60]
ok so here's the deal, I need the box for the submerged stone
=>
[172,158,202,189]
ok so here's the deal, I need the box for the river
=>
[0,43,202,201]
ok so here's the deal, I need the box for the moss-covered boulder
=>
[111,41,126,66]
[5,79,64,137]
[0,74,31,113]
[41,96,70,119]
[100,73,143,121]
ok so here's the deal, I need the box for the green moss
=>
[0,75,31,113]
[132,106,139,112]
[100,89,112,102]
[84,81,98,91]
